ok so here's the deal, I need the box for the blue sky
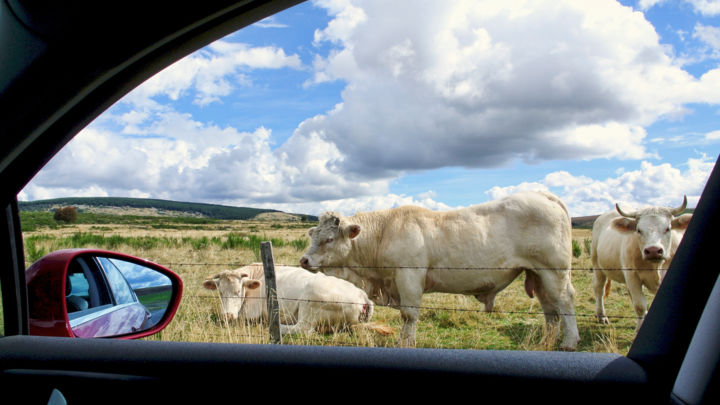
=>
[20,0,720,217]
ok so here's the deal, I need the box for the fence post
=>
[260,241,282,344]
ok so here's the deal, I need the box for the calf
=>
[203,264,392,335]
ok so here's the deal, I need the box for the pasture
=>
[21,215,650,353]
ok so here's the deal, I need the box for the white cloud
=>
[126,40,302,106]
[639,0,666,10]
[486,182,549,201]
[241,193,454,217]
[18,185,110,202]
[21,113,391,212]
[640,0,720,16]
[255,16,289,28]
[312,0,366,46]
[687,0,720,16]
[487,157,715,216]
[297,0,720,177]
[694,23,720,58]
[706,129,720,140]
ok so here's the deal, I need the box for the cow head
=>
[612,196,692,262]
[202,270,261,322]
[300,211,361,272]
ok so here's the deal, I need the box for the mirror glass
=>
[67,255,173,338]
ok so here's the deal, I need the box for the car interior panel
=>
[1,1,719,404]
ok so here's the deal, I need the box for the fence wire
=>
[172,261,657,331]
[160,262,666,272]
[186,294,643,326]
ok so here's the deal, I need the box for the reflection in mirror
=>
[106,257,173,328]
[68,255,173,338]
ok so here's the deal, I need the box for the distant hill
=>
[571,215,600,229]
[18,197,318,221]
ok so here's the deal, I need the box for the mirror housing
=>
[26,249,182,339]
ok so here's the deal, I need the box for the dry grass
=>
[23,222,648,353]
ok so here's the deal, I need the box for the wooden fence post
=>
[260,241,282,344]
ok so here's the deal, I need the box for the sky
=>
[19,0,720,217]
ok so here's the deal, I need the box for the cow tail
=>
[604,279,612,298]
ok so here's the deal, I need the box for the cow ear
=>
[203,279,218,290]
[346,224,361,239]
[672,214,692,230]
[243,279,261,290]
[611,217,637,233]
[307,227,316,237]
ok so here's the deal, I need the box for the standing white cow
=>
[300,191,579,350]
[591,196,692,331]
[202,263,392,336]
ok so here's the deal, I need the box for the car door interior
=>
[1,1,719,404]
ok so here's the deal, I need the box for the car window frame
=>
[95,256,137,306]
[1,1,718,402]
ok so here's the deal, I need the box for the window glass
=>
[17,1,720,352]
[68,257,112,309]
[96,257,136,305]
[66,273,90,312]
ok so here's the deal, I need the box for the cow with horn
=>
[591,196,692,331]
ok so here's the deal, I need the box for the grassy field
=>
[20,215,647,353]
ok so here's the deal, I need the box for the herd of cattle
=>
[202,191,692,350]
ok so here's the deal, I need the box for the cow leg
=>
[280,321,314,335]
[624,271,648,331]
[593,270,610,324]
[280,302,317,335]
[395,267,425,348]
[530,269,579,351]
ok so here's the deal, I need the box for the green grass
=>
[137,290,173,312]
[23,231,308,264]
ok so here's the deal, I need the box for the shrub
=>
[584,238,592,257]
[572,239,582,258]
[25,238,47,263]
[53,206,78,223]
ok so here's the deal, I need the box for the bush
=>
[53,206,78,223]
[584,238,592,257]
[572,239,582,258]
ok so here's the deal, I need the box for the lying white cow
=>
[300,191,579,350]
[203,263,392,336]
[591,196,692,330]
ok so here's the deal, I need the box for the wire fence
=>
[186,293,642,323]
[161,262,666,272]
[169,260,660,331]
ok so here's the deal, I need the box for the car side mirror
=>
[26,249,182,339]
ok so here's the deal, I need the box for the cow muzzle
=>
[643,246,665,261]
[299,257,318,272]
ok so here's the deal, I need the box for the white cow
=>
[202,263,393,336]
[300,191,579,350]
[591,196,692,331]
